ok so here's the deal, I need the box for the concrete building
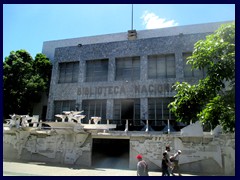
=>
[41,21,231,131]
[4,21,235,175]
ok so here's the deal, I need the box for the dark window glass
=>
[148,98,175,126]
[113,99,140,126]
[54,100,76,119]
[82,100,107,124]
[86,59,108,82]
[58,62,79,83]
[148,54,176,79]
[116,56,140,81]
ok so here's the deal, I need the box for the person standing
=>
[136,154,149,176]
[165,145,173,175]
[170,150,182,176]
[162,152,170,176]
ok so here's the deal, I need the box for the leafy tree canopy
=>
[169,23,235,133]
[3,50,52,118]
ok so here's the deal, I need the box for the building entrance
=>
[92,138,129,169]
[121,100,134,131]
[113,99,140,130]
[121,100,134,120]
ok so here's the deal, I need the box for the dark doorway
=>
[121,100,134,120]
[41,106,47,121]
[121,100,134,130]
[92,138,129,169]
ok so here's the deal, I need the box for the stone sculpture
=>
[7,114,32,128]
[91,117,101,124]
[72,114,86,124]
[55,111,85,123]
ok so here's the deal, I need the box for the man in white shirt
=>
[170,150,182,176]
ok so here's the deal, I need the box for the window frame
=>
[85,59,109,82]
[148,54,176,79]
[115,56,140,81]
[58,61,79,83]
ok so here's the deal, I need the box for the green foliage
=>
[3,50,52,118]
[198,96,235,132]
[169,23,235,133]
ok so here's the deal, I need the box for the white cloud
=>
[141,11,178,29]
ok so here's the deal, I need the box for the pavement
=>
[3,160,200,176]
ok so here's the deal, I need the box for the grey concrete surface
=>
[3,160,203,176]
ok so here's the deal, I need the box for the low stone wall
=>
[129,133,235,175]
[3,130,235,175]
[3,131,92,167]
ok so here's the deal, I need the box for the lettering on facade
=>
[77,86,126,96]
[77,83,174,97]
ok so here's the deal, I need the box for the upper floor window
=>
[115,56,140,81]
[86,59,108,82]
[148,54,176,79]
[183,52,206,78]
[58,62,79,83]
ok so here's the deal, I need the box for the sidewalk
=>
[3,160,199,176]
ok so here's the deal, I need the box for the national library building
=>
[40,21,230,131]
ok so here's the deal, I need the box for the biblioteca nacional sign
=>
[77,83,175,97]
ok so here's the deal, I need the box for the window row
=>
[53,98,175,125]
[58,53,205,83]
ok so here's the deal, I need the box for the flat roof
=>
[42,21,233,61]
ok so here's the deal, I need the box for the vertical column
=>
[107,57,115,123]
[106,99,114,121]
[140,98,148,120]
[175,35,185,80]
[108,57,115,82]
[140,55,148,80]
[175,51,184,79]
[75,99,83,111]
[76,57,85,112]
[78,57,85,83]
[46,60,58,121]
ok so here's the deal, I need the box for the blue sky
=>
[3,4,235,60]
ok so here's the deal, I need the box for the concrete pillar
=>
[140,55,148,81]
[140,98,148,120]
[108,57,115,82]
[106,99,114,120]
[46,61,58,121]
[78,57,85,83]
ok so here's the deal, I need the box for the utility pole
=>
[131,4,133,30]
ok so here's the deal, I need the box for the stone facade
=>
[42,21,231,62]
[19,21,235,175]
[43,21,233,126]
[3,129,235,175]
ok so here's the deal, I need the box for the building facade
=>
[4,21,235,174]
[42,21,230,131]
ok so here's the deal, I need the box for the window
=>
[183,52,205,78]
[148,98,175,125]
[113,99,140,126]
[85,59,108,82]
[54,100,76,118]
[116,56,140,81]
[58,62,79,83]
[82,100,107,124]
[148,54,176,79]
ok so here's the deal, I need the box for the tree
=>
[169,23,235,133]
[3,50,52,119]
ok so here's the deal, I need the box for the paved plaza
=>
[3,160,201,176]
